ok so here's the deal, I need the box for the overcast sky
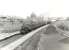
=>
[0,0,68,18]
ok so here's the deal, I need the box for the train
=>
[20,20,46,34]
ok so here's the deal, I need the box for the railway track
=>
[0,25,48,50]
[0,31,20,40]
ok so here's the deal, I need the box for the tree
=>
[30,13,36,18]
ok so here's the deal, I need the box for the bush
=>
[55,21,69,31]
[58,24,69,31]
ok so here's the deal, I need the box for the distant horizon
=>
[0,14,68,19]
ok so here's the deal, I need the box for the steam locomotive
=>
[20,20,46,34]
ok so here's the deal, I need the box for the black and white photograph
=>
[0,0,69,50]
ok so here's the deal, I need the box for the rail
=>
[0,31,20,40]
[0,25,48,50]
